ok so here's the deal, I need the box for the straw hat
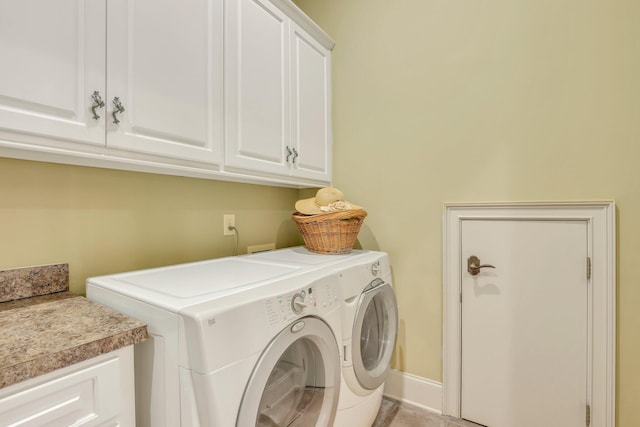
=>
[295,187,363,215]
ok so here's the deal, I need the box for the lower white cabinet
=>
[0,347,135,427]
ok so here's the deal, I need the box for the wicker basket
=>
[291,209,368,254]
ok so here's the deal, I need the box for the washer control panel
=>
[265,277,340,326]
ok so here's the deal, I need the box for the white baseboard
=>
[383,369,443,414]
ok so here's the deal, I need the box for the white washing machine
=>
[86,255,345,427]
[249,247,399,426]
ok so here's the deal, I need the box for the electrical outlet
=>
[223,214,235,236]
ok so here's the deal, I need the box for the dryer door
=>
[236,317,340,427]
[352,281,399,390]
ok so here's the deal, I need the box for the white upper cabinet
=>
[290,21,332,182]
[106,0,222,164]
[0,0,332,187]
[0,0,106,147]
[224,0,333,184]
[224,0,290,176]
[0,0,222,166]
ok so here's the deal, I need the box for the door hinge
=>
[586,403,591,426]
[587,257,592,280]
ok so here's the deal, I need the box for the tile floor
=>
[372,397,483,427]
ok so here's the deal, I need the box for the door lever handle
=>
[467,255,496,276]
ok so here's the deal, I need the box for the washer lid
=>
[87,258,303,311]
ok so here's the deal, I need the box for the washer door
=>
[352,280,399,390]
[236,317,340,427]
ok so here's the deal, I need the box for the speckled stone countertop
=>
[0,264,148,389]
[0,263,69,303]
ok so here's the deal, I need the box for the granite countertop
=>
[0,264,148,389]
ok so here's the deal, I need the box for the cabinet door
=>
[106,0,222,164]
[290,23,332,182]
[0,353,125,427]
[224,0,291,176]
[0,0,106,147]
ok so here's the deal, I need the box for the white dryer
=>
[249,247,399,426]
[333,253,398,427]
[86,255,344,427]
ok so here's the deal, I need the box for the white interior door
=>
[460,219,588,427]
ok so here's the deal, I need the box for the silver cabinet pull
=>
[292,147,299,164]
[467,255,496,276]
[285,146,293,163]
[90,91,105,120]
[112,97,125,124]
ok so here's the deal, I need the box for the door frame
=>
[442,202,615,427]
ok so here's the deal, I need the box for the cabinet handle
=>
[90,91,105,120]
[285,146,293,163]
[112,97,125,124]
[292,148,299,164]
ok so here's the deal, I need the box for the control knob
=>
[291,292,308,314]
[371,261,381,276]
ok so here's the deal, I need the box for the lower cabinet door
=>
[0,350,131,427]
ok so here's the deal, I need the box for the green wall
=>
[2,0,640,423]
[0,157,302,294]
[294,0,639,425]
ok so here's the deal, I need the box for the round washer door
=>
[236,316,341,427]
[352,280,399,390]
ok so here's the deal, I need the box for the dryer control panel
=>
[338,253,392,301]
[265,275,340,326]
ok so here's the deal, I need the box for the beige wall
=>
[295,0,640,424]
[0,157,302,295]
